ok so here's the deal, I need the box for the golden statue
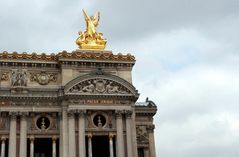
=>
[76,10,107,50]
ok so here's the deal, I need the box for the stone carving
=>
[1,72,9,81]
[0,113,6,130]
[11,69,27,86]
[51,113,57,129]
[30,72,57,85]
[30,113,36,130]
[87,111,93,128]
[136,126,149,144]
[108,111,112,128]
[147,125,155,133]
[125,110,133,118]
[69,78,130,94]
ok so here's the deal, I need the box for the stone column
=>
[109,134,114,157]
[78,110,86,157]
[88,134,92,157]
[52,136,57,157]
[68,110,76,157]
[115,111,124,157]
[8,112,17,157]
[131,109,138,157]
[125,111,133,157]
[62,107,68,157]
[144,148,150,157]
[147,125,156,157]
[0,136,6,157]
[30,136,34,157]
[19,112,28,157]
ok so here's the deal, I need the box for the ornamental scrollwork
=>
[69,78,130,94]
[30,72,57,85]
[11,69,27,87]
[1,72,9,81]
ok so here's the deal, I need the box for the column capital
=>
[125,110,133,118]
[77,109,86,118]
[29,136,35,142]
[109,133,114,140]
[19,112,29,117]
[115,110,123,118]
[67,110,76,117]
[147,125,155,133]
[52,136,57,143]
[1,136,6,142]
[88,133,93,139]
[9,111,18,118]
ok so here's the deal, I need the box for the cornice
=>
[0,50,135,62]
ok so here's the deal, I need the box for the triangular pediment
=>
[64,74,139,98]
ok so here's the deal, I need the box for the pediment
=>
[64,74,139,97]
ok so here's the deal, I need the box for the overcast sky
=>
[1,0,239,157]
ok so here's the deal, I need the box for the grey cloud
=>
[1,0,239,51]
[1,1,239,157]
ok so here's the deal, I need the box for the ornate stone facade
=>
[0,50,157,157]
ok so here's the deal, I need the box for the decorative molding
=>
[30,72,57,85]
[68,78,130,95]
[1,72,9,81]
[64,74,139,99]
[0,51,135,62]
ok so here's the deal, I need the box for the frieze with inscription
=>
[69,99,131,105]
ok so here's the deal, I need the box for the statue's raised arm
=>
[83,9,90,21]
[93,12,100,27]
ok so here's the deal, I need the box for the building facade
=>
[0,50,157,157]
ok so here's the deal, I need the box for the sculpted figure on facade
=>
[69,78,130,94]
[11,69,27,86]
[0,114,6,130]
[136,125,149,144]
[81,80,95,93]
[76,10,107,50]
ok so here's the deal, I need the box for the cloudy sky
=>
[1,0,239,157]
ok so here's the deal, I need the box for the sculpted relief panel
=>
[1,72,9,81]
[69,78,131,94]
[30,72,57,85]
[136,125,149,145]
[11,69,27,86]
